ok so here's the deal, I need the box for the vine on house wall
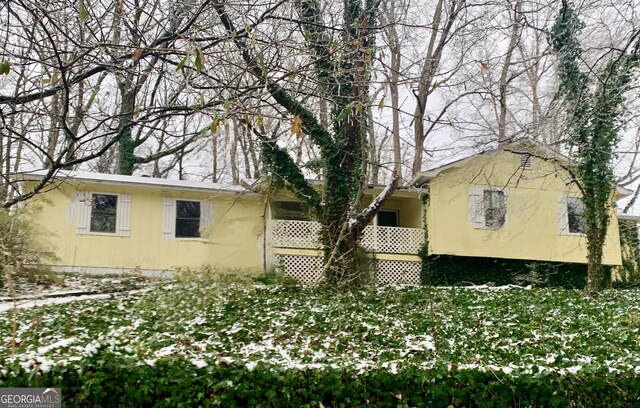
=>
[550,2,640,293]
[416,187,608,288]
[619,219,640,283]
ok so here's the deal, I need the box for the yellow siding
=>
[25,150,626,274]
[426,151,622,265]
[26,182,267,272]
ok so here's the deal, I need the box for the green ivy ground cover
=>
[2,279,640,405]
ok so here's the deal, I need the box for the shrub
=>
[252,266,299,286]
[0,205,57,287]
[618,219,640,284]
[420,255,594,289]
[2,354,640,407]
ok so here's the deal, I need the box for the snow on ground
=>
[1,273,152,299]
[2,281,640,378]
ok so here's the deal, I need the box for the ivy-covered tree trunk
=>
[550,3,639,293]
[116,85,136,176]
[215,0,398,290]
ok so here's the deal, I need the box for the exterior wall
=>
[26,181,266,273]
[426,151,623,265]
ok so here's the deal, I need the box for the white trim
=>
[201,199,213,230]
[118,193,131,236]
[162,197,176,240]
[19,169,251,195]
[467,187,485,229]
[468,187,508,230]
[163,197,212,241]
[558,195,586,236]
[618,213,640,222]
[75,191,91,234]
[82,191,131,237]
[377,209,400,227]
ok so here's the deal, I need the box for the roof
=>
[618,213,640,222]
[409,141,633,199]
[17,169,253,195]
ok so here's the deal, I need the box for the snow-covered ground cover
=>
[1,274,151,299]
[1,280,640,377]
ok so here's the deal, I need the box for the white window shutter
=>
[467,187,485,229]
[118,194,131,236]
[76,192,91,235]
[502,189,510,227]
[67,192,80,224]
[162,197,175,240]
[558,197,569,234]
[200,200,213,230]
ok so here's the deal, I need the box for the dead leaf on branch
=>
[132,48,144,62]
[291,115,303,138]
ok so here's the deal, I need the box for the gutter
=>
[17,170,258,196]
[618,213,640,222]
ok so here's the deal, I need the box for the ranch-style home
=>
[18,143,632,284]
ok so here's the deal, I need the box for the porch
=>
[267,219,425,285]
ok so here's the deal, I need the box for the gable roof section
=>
[409,141,633,199]
[18,169,253,195]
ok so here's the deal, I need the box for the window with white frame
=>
[567,197,586,234]
[162,198,212,239]
[175,200,201,238]
[558,196,586,235]
[73,191,131,236]
[90,194,118,233]
[468,188,507,229]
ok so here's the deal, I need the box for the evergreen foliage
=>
[420,254,598,289]
[618,219,640,283]
[549,2,640,292]
[4,359,640,407]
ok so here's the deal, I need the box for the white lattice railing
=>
[269,220,322,249]
[269,220,424,255]
[276,254,421,285]
[361,226,425,254]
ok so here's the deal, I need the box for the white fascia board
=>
[17,169,256,196]
[618,213,640,222]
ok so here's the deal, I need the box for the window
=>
[162,198,211,240]
[567,197,586,234]
[175,200,201,238]
[90,194,118,233]
[377,210,399,227]
[468,188,508,229]
[74,192,130,236]
[483,190,506,228]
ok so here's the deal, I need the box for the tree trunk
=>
[229,121,239,184]
[212,134,219,182]
[215,0,398,290]
[44,93,60,168]
[117,84,136,175]
[411,0,462,175]
[497,0,522,145]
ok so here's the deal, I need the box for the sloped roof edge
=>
[17,169,254,195]
[618,212,640,222]
[409,141,632,199]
